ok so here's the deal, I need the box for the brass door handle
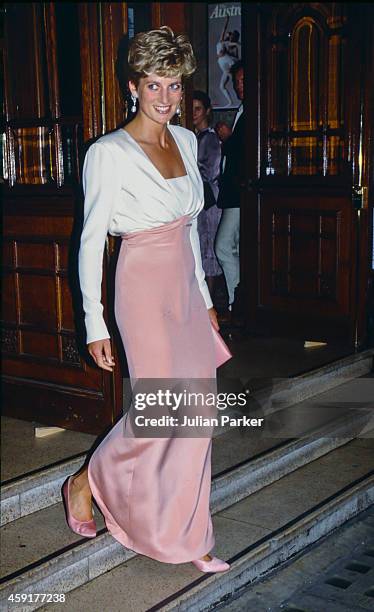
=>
[352,185,363,210]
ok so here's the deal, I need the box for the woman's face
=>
[192,99,210,129]
[129,73,183,125]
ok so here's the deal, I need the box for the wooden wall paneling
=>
[151,3,162,28]
[151,3,193,129]
[43,3,63,187]
[355,208,369,346]
[4,3,48,120]
[2,192,115,433]
[351,3,374,347]
[342,3,369,347]
[101,3,128,132]
[2,271,17,326]
[1,186,116,431]
[259,192,351,315]
[4,3,51,186]
[240,3,260,329]
[344,9,360,187]
[189,3,208,93]
[366,6,374,344]
[1,375,111,434]
[78,2,128,136]
[157,2,188,34]
[43,3,60,119]
[78,3,103,140]
[31,3,48,119]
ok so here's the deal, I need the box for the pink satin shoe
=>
[192,556,230,573]
[62,476,97,538]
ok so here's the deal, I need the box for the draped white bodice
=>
[78,125,212,343]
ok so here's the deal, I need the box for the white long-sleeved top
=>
[78,124,213,344]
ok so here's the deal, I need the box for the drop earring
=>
[131,94,138,113]
[176,97,183,117]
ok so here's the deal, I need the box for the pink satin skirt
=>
[87,216,216,563]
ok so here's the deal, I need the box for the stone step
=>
[217,506,374,612]
[0,405,365,580]
[2,348,372,526]
[3,366,372,573]
[4,438,372,612]
[159,470,374,612]
[1,395,372,610]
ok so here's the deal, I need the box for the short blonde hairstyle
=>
[128,26,196,85]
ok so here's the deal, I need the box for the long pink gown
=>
[87,195,218,564]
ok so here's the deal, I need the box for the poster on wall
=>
[208,3,242,109]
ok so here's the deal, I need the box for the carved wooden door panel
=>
[241,3,372,346]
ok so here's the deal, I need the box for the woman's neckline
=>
[120,124,188,181]
[166,174,188,181]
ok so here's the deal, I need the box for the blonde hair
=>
[128,26,196,85]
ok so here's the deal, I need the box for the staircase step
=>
[159,470,373,612]
[217,505,374,612]
[0,418,95,484]
[0,405,372,610]
[1,455,86,527]
[11,439,374,612]
[2,377,371,581]
[2,348,372,526]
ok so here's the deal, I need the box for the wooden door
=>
[241,2,373,347]
[2,3,128,434]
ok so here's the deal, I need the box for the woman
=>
[192,90,222,302]
[216,16,237,107]
[62,27,231,573]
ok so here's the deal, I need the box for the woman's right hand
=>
[87,339,115,371]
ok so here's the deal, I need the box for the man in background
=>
[215,60,244,325]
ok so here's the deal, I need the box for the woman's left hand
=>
[208,307,220,331]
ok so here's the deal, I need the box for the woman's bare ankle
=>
[72,470,91,493]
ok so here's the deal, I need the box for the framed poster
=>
[208,3,242,110]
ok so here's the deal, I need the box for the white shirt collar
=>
[232,103,243,130]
